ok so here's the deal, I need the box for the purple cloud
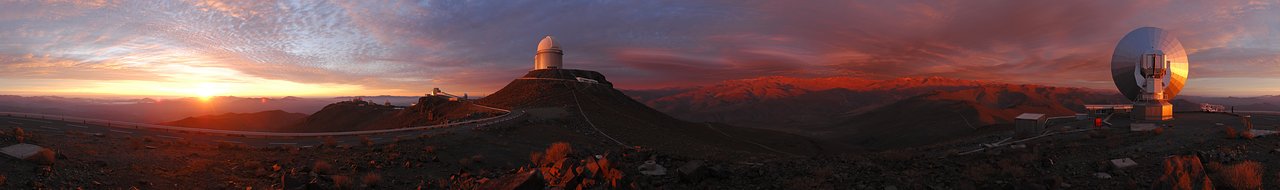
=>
[0,0,1276,97]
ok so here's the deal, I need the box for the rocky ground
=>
[3,112,1279,189]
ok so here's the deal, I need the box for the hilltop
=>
[479,69,843,160]
[159,110,307,132]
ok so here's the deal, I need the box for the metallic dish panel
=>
[1110,27,1188,101]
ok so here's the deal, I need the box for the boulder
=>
[1110,158,1137,169]
[637,160,667,176]
[677,160,708,182]
[481,169,545,190]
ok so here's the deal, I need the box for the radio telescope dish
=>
[1110,27,1188,101]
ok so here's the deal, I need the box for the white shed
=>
[1015,113,1047,138]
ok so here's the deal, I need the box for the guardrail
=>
[0,110,526,138]
[1236,111,1280,115]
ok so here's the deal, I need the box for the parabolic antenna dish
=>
[1110,27,1188,101]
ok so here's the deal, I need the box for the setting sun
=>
[193,83,223,101]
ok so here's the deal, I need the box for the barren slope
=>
[479,69,844,159]
[159,110,307,132]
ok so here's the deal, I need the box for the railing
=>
[0,110,526,138]
[1236,111,1280,115]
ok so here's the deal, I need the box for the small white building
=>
[1015,113,1047,138]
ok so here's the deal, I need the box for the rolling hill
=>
[479,69,843,159]
[626,76,1123,131]
[159,110,308,132]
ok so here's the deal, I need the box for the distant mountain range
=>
[0,96,332,123]
[625,76,1123,129]
[1181,95,1280,111]
[0,95,450,124]
[161,96,502,133]
[622,76,1145,149]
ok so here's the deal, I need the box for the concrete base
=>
[1130,123,1159,132]
[1110,158,1138,169]
[1132,101,1172,122]
[1249,129,1280,138]
[1,143,44,159]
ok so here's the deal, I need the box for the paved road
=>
[0,112,521,148]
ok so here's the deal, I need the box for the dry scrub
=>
[28,148,56,166]
[1154,155,1212,189]
[1215,161,1263,189]
[314,160,333,175]
[332,175,352,189]
[362,172,382,187]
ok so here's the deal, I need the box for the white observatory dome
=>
[537,36,560,51]
[534,35,564,70]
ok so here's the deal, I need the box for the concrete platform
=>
[1130,123,1159,132]
[1110,158,1138,169]
[1,143,44,159]
[1249,129,1280,138]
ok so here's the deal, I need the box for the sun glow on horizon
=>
[193,83,225,101]
[0,64,379,98]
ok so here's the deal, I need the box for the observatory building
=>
[533,35,563,70]
[1110,27,1189,122]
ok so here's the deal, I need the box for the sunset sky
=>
[1,0,1278,98]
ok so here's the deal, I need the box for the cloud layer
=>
[0,0,1277,97]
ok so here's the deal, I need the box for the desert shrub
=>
[1154,155,1212,190]
[13,127,24,143]
[458,158,473,167]
[1225,127,1239,139]
[243,161,263,170]
[332,175,352,189]
[387,152,401,161]
[314,160,333,175]
[28,148,56,166]
[1216,161,1263,189]
[362,172,382,187]
[423,146,437,154]
[533,142,571,166]
[322,137,337,148]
